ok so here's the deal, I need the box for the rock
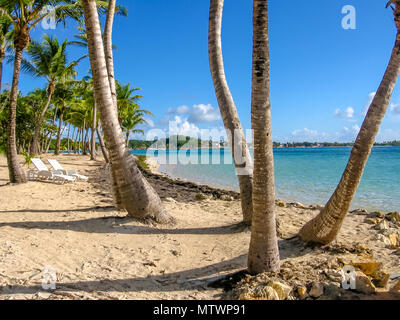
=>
[351,208,368,215]
[390,279,400,292]
[367,211,385,219]
[371,271,390,288]
[268,281,292,300]
[309,282,324,298]
[221,195,234,201]
[37,291,52,299]
[375,220,390,231]
[388,233,399,248]
[165,197,177,203]
[351,261,382,276]
[248,285,280,300]
[276,200,286,208]
[324,269,343,283]
[387,212,400,223]
[365,218,381,225]
[195,193,208,201]
[355,271,376,294]
[377,234,392,246]
[293,202,307,209]
[297,286,308,299]
[322,283,342,300]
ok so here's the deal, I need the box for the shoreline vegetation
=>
[126,136,400,151]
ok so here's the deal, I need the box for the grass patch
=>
[136,155,150,171]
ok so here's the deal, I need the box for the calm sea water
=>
[131,147,400,212]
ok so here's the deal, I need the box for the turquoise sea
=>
[131,147,400,212]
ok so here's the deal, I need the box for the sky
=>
[3,0,400,143]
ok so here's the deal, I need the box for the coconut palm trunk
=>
[55,110,64,155]
[30,84,55,156]
[91,103,97,160]
[97,122,109,163]
[82,0,173,223]
[208,0,253,225]
[7,45,27,183]
[247,0,280,274]
[299,6,400,244]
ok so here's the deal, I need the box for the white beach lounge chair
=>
[27,158,76,184]
[47,159,89,181]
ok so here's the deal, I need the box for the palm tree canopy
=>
[22,34,78,87]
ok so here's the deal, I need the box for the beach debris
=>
[355,271,376,294]
[297,286,308,299]
[293,202,307,209]
[309,282,324,298]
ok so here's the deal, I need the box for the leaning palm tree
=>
[23,35,78,156]
[208,0,254,225]
[82,0,174,224]
[299,1,400,244]
[248,0,280,274]
[0,0,83,183]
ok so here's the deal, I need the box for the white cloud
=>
[166,104,221,123]
[169,115,201,137]
[345,107,355,118]
[390,102,400,114]
[334,107,354,119]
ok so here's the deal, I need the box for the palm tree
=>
[0,14,12,92]
[0,0,83,183]
[247,0,280,274]
[52,82,75,155]
[82,0,174,224]
[299,1,400,244]
[23,35,78,155]
[208,0,254,225]
[116,82,152,146]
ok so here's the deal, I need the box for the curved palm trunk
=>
[104,0,123,209]
[55,110,64,155]
[30,84,55,156]
[248,0,280,274]
[6,47,27,183]
[208,0,253,225]
[97,122,109,163]
[91,103,97,160]
[82,0,173,224]
[300,28,400,244]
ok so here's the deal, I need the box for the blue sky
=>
[3,0,400,142]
